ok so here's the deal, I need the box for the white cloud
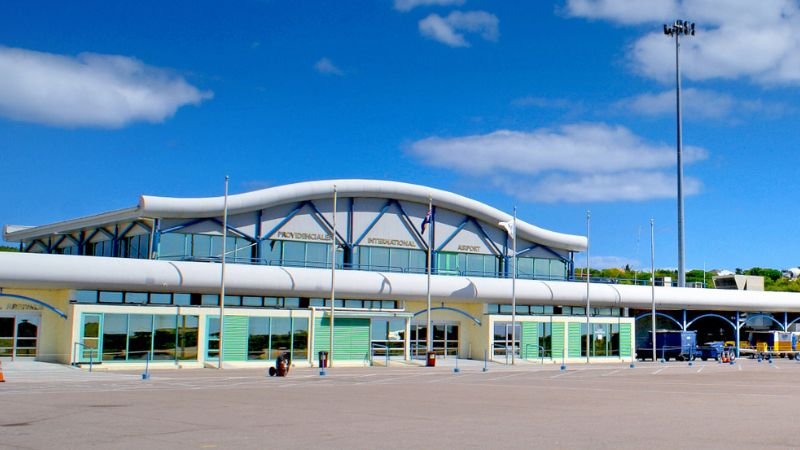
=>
[565,0,677,25]
[615,88,790,121]
[0,46,212,128]
[314,57,344,76]
[408,123,707,203]
[394,0,465,12]
[566,0,800,85]
[418,11,499,47]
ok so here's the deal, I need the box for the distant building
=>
[782,268,800,279]
[713,274,764,291]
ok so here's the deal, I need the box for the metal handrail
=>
[523,344,546,365]
[370,342,391,367]
[73,342,97,372]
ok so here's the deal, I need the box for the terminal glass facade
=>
[80,313,199,362]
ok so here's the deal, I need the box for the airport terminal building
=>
[2,179,800,368]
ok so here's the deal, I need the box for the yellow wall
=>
[1,288,74,363]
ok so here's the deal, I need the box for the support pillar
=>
[735,311,740,358]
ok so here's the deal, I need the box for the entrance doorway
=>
[410,321,460,358]
[0,314,40,359]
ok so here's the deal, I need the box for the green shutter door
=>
[551,322,565,359]
[619,323,632,357]
[315,318,370,361]
[568,323,582,358]
[222,315,248,362]
[521,322,539,359]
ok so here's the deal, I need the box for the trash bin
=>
[318,351,328,369]
[426,351,436,367]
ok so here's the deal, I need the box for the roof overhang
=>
[2,253,799,313]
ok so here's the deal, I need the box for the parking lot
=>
[2,358,799,449]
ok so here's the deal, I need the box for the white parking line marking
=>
[487,372,526,381]
[550,371,576,379]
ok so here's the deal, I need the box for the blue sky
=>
[1,0,799,272]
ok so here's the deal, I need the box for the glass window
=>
[270,317,291,360]
[371,247,390,269]
[539,321,552,357]
[209,235,222,258]
[282,241,305,267]
[124,292,148,304]
[382,300,396,309]
[534,259,550,278]
[99,291,123,303]
[201,294,219,306]
[305,242,329,267]
[408,249,426,273]
[284,297,300,309]
[433,324,446,341]
[150,293,172,305]
[159,233,187,259]
[173,293,191,306]
[81,314,101,360]
[487,304,499,314]
[264,297,280,308]
[261,240,282,265]
[152,315,177,360]
[550,260,566,280]
[74,290,98,303]
[193,234,212,259]
[102,314,128,361]
[127,315,153,360]
[224,295,241,306]
[178,315,198,360]
[207,318,220,359]
[309,298,325,307]
[234,237,253,262]
[499,304,512,314]
[387,248,407,271]
[243,296,263,307]
[466,254,484,275]
[517,257,534,278]
[292,318,309,361]
[345,300,362,308]
[248,317,270,360]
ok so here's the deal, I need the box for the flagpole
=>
[329,185,337,368]
[586,210,591,364]
[650,218,656,362]
[511,206,517,365]
[426,195,433,356]
[219,175,229,369]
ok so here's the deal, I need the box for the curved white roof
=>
[140,179,587,251]
[6,179,586,252]
[2,253,800,312]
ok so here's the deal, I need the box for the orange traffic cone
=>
[0,361,5,382]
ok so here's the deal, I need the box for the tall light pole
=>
[664,19,695,288]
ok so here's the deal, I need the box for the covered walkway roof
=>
[2,252,800,312]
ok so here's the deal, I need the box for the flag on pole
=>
[421,208,432,235]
